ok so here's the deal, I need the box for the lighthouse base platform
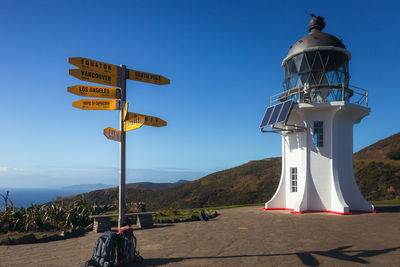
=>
[262,207,376,215]
[264,101,374,215]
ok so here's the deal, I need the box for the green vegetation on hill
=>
[354,159,400,200]
[126,180,189,189]
[353,132,400,200]
[354,132,400,160]
[387,150,400,160]
[58,132,400,210]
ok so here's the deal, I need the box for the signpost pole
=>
[118,65,127,228]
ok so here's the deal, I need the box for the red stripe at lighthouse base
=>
[262,207,376,215]
[291,210,353,215]
[262,208,293,211]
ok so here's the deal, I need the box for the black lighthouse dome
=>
[282,15,352,103]
[285,16,347,60]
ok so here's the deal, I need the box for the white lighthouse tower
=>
[260,15,374,215]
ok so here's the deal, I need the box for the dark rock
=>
[13,233,36,244]
[199,210,208,221]
[0,237,11,245]
[191,215,200,221]
[73,226,85,235]
[37,233,60,243]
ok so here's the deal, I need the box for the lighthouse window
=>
[313,121,324,147]
[290,167,297,193]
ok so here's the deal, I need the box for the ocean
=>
[0,188,91,209]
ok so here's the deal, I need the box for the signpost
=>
[127,69,170,85]
[68,57,169,228]
[72,99,120,110]
[104,127,122,142]
[68,57,119,75]
[125,116,145,131]
[69,69,120,87]
[127,112,167,127]
[119,65,127,228]
[123,102,129,121]
[68,85,121,99]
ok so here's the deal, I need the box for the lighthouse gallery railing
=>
[270,84,368,107]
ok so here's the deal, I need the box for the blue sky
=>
[0,0,399,188]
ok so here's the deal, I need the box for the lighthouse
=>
[260,15,374,214]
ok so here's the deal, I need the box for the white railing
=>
[270,84,368,107]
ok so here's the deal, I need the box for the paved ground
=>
[0,205,399,266]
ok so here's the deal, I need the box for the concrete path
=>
[1,206,399,266]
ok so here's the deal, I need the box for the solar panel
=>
[260,106,274,128]
[260,100,294,129]
[268,103,283,125]
[276,100,293,124]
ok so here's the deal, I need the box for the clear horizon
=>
[1,0,399,188]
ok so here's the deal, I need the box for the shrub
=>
[387,150,400,160]
[0,198,98,234]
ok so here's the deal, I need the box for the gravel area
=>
[0,205,399,266]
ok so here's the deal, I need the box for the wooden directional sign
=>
[123,102,129,121]
[69,57,169,86]
[104,127,121,142]
[126,112,167,127]
[72,99,120,110]
[68,85,121,99]
[127,69,170,85]
[125,116,145,131]
[68,57,118,75]
[69,69,120,87]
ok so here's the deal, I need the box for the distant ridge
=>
[60,180,189,191]
[60,184,113,190]
[57,133,400,210]
[126,180,189,189]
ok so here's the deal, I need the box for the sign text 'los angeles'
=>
[68,85,121,99]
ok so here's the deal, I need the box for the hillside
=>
[353,132,400,200]
[126,180,189,189]
[354,132,400,160]
[58,132,400,210]
[59,158,281,210]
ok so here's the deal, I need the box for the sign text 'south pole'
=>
[118,65,127,228]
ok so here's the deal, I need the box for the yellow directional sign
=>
[127,69,170,85]
[68,57,118,75]
[123,102,129,121]
[126,112,167,127]
[72,99,120,110]
[125,116,145,131]
[103,127,121,142]
[67,85,121,99]
[69,69,120,87]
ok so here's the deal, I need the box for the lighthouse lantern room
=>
[260,15,374,214]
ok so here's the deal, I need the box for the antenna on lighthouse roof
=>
[309,14,325,32]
